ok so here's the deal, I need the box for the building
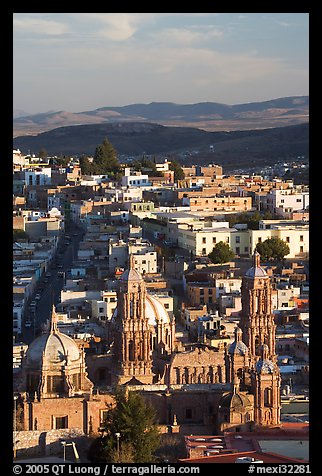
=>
[15,252,281,458]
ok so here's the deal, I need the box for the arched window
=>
[264,387,272,407]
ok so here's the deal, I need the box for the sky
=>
[13,13,309,115]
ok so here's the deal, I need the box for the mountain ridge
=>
[13,96,309,137]
[13,121,309,170]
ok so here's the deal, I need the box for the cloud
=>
[13,16,69,36]
[150,27,223,47]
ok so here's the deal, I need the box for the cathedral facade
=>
[17,252,281,436]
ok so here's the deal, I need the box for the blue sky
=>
[13,13,309,114]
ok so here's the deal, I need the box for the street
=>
[22,226,84,345]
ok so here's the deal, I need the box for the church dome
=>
[146,294,170,325]
[112,292,170,326]
[245,251,268,278]
[255,344,276,374]
[120,268,143,283]
[228,326,248,355]
[25,307,81,369]
[228,340,248,356]
[219,391,252,411]
[255,359,275,374]
[26,332,81,368]
[120,255,144,283]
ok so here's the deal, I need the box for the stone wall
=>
[14,428,85,459]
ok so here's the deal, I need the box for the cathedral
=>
[17,252,281,436]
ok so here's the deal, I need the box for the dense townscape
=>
[13,145,309,464]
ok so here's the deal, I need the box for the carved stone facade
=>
[17,252,280,437]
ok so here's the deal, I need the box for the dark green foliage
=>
[208,241,235,264]
[88,386,160,463]
[169,160,185,181]
[228,210,277,230]
[255,237,290,261]
[92,138,120,176]
[131,156,163,176]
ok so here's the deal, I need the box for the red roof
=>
[180,450,307,464]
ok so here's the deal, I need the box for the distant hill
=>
[13,96,309,137]
[13,121,309,169]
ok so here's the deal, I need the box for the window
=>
[202,237,206,244]
[235,236,240,243]
[300,235,304,242]
[296,198,302,202]
[200,288,204,295]
[258,237,262,243]
[208,297,213,304]
[142,260,146,264]
[236,247,240,255]
[164,303,169,309]
[244,247,248,252]
[185,408,193,419]
[99,307,104,313]
[226,237,229,243]
[202,248,206,254]
[212,237,216,244]
[300,246,304,253]
[54,416,68,429]
[208,288,213,295]
[100,410,109,425]
[281,199,284,203]
[286,237,290,243]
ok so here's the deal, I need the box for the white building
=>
[121,168,151,187]
[266,188,309,216]
[24,167,52,186]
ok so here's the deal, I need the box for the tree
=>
[38,148,48,159]
[255,237,290,261]
[169,160,184,181]
[88,386,161,463]
[79,155,93,175]
[208,241,235,264]
[92,138,120,176]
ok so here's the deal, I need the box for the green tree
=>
[79,155,93,175]
[169,160,184,181]
[255,237,290,261]
[131,156,163,177]
[208,241,235,264]
[93,138,120,176]
[88,386,160,463]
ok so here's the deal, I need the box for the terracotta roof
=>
[179,450,306,464]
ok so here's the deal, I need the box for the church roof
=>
[245,251,268,278]
[25,306,81,368]
[228,340,248,356]
[219,391,252,410]
[255,359,276,374]
[112,293,170,326]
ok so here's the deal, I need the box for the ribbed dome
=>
[219,391,251,410]
[120,268,143,283]
[25,306,81,369]
[120,254,144,285]
[26,332,80,368]
[255,359,275,374]
[228,340,248,356]
[112,293,170,326]
[245,251,268,278]
[245,266,268,278]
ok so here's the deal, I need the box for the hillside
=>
[13,122,309,169]
[13,96,309,137]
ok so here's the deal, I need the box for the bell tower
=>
[112,255,153,384]
[239,251,277,363]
